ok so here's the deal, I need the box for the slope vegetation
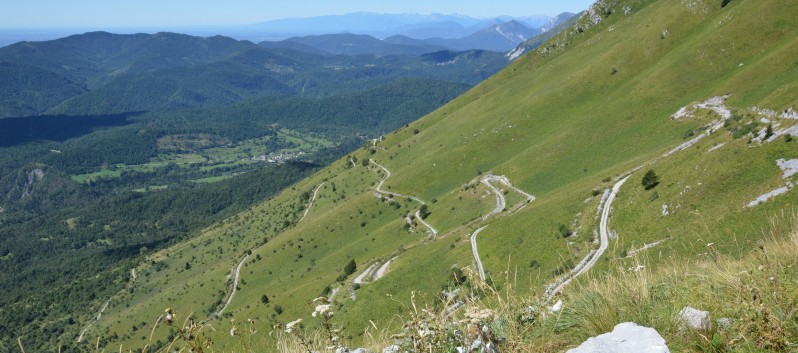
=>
[73,0,797,351]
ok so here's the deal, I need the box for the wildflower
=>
[312,304,334,318]
[249,319,257,334]
[164,308,175,325]
[230,327,239,336]
[285,319,302,333]
[419,329,434,337]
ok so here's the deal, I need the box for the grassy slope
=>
[527,213,798,352]
[85,0,797,350]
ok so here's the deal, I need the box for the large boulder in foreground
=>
[567,322,670,353]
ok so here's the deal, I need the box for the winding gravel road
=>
[206,253,250,321]
[481,179,505,221]
[369,160,438,236]
[470,226,489,281]
[374,257,397,280]
[546,175,630,301]
[415,209,439,237]
[467,175,536,282]
[353,263,378,285]
[482,174,534,214]
[353,256,399,285]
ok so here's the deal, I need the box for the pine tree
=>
[642,170,660,190]
[343,259,357,276]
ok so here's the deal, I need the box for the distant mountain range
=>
[0,12,576,50]
[260,13,577,53]
[0,31,515,117]
[0,12,581,117]
[246,12,554,40]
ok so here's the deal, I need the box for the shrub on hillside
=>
[642,169,660,190]
[336,259,358,282]
[558,224,573,238]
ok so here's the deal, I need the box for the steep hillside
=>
[0,32,253,89]
[0,62,87,116]
[506,12,582,60]
[55,0,798,351]
[443,20,539,51]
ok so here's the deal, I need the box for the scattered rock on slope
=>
[677,306,711,331]
[566,322,670,353]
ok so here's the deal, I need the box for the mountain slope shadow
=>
[0,112,140,147]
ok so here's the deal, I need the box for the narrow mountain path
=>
[353,263,379,285]
[77,267,138,342]
[206,253,250,321]
[415,209,439,236]
[545,175,630,301]
[374,256,398,280]
[352,256,400,286]
[370,160,426,204]
[205,181,328,321]
[626,239,667,257]
[369,160,437,236]
[474,173,535,223]
[481,174,535,214]
[77,300,111,343]
[470,226,489,281]
[481,178,505,221]
[466,174,535,280]
[299,182,325,223]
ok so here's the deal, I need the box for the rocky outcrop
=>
[567,322,670,353]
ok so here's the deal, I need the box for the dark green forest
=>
[0,31,499,351]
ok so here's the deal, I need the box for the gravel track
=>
[369,160,438,236]
[299,182,325,223]
[353,263,379,284]
[545,175,630,301]
[470,226,489,281]
[206,253,250,321]
[374,257,398,280]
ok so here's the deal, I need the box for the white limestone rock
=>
[567,322,670,353]
[678,306,711,331]
[382,345,400,353]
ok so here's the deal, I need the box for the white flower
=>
[285,319,302,333]
[230,328,239,336]
[313,304,334,318]
[418,329,435,337]
[164,308,175,325]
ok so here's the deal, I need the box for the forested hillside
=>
[0,28,503,352]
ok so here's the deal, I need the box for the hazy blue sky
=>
[1,0,595,28]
